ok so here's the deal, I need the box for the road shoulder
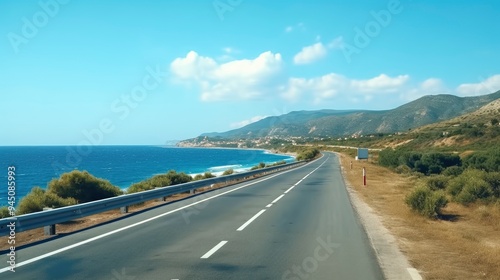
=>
[336,153,423,280]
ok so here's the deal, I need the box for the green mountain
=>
[372,97,500,151]
[199,91,500,139]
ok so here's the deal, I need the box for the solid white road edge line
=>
[0,159,321,274]
[236,209,266,231]
[200,241,228,259]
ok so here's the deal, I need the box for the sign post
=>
[363,167,366,186]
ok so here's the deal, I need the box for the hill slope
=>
[200,91,500,139]
[372,98,500,151]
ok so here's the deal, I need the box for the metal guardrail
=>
[0,161,305,236]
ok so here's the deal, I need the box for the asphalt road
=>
[1,153,384,279]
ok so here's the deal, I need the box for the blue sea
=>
[0,146,294,206]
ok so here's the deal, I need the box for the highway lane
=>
[1,153,384,279]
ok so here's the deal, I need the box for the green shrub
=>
[442,166,464,176]
[395,165,412,174]
[405,186,448,218]
[446,169,495,205]
[455,178,492,205]
[0,206,10,218]
[48,170,122,203]
[379,149,461,175]
[414,153,461,175]
[378,148,404,168]
[127,170,192,193]
[222,169,234,176]
[268,160,287,167]
[447,176,467,197]
[463,148,500,172]
[483,172,500,198]
[250,162,267,170]
[202,172,215,179]
[296,148,320,161]
[193,174,204,180]
[426,175,449,191]
[17,187,77,215]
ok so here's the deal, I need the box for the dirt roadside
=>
[336,152,500,280]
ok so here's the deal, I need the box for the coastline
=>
[175,144,298,158]
[183,146,297,178]
[0,146,297,205]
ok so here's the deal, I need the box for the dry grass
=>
[338,153,500,280]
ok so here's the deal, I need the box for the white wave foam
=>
[208,164,242,171]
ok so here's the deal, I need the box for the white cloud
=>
[171,50,496,106]
[350,74,410,93]
[293,42,328,65]
[170,51,217,81]
[456,75,500,96]
[282,74,345,102]
[218,47,241,62]
[282,73,411,103]
[285,22,305,33]
[327,36,344,49]
[230,115,268,128]
[170,51,283,101]
[401,78,448,101]
[223,47,235,54]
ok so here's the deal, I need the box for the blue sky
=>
[1,0,499,145]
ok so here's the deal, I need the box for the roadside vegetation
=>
[0,206,11,218]
[222,168,234,175]
[338,152,500,279]
[13,170,122,215]
[249,160,288,170]
[192,172,215,181]
[5,158,296,216]
[376,146,500,218]
[128,170,193,193]
[296,148,320,161]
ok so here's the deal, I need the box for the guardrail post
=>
[190,189,195,195]
[43,207,56,236]
[120,205,129,214]
[154,188,167,201]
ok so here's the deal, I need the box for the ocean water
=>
[0,146,294,206]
